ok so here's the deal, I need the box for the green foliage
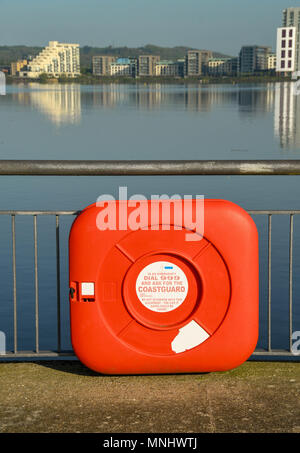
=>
[57,73,68,82]
[0,45,41,65]
[80,66,92,75]
[38,73,52,83]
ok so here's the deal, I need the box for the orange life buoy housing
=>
[69,199,259,374]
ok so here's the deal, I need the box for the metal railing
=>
[1,159,300,175]
[1,160,300,360]
[2,210,77,357]
[249,210,297,357]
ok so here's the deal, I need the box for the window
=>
[288,50,292,58]
[289,40,293,48]
[288,60,292,68]
[281,50,285,58]
[282,29,286,38]
[282,40,286,48]
[289,29,293,37]
[281,60,285,68]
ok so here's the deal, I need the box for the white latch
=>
[81,282,95,296]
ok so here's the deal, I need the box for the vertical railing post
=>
[268,214,272,352]
[56,215,61,352]
[33,215,39,353]
[11,215,17,353]
[289,214,294,352]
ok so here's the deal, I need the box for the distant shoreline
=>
[6,74,291,85]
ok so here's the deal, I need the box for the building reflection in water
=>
[14,83,277,119]
[88,83,241,112]
[12,83,81,126]
[274,82,300,149]
[238,85,275,116]
[11,83,300,150]
[88,83,278,114]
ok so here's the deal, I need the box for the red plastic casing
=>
[69,199,259,374]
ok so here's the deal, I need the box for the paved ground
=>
[0,361,299,433]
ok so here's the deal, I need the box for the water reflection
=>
[238,85,275,115]
[88,84,241,112]
[11,82,280,116]
[274,82,300,149]
[9,83,300,150]
[12,83,81,126]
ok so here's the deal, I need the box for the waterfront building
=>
[110,58,131,76]
[138,55,160,76]
[281,7,300,71]
[268,53,277,70]
[11,59,27,76]
[93,56,137,77]
[110,62,131,76]
[276,27,297,73]
[128,57,138,78]
[175,59,186,77]
[238,46,271,73]
[276,6,300,74]
[19,41,80,78]
[92,55,116,76]
[185,50,213,76]
[155,60,184,77]
[207,57,238,76]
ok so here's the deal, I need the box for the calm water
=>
[0,82,300,354]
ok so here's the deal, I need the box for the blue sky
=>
[0,0,297,55]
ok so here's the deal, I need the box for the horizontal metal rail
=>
[1,159,300,175]
[2,351,74,358]
[0,209,299,359]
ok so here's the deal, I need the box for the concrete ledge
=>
[0,361,299,433]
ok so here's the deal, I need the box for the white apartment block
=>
[20,41,80,78]
[276,27,297,73]
[282,7,300,72]
[110,63,131,76]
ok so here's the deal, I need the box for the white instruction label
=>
[136,261,188,313]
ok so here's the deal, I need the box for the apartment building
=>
[92,56,116,76]
[19,41,80,78]
[11,59,27,76]
[276,27,297,73]
[239,46,271,73]
[185,50,213,76]
[113,58,137,77]
[138,55,160,76]
[155,60,185,77]
[282,6,300,72]
[207,57,238,76]
[268,53,277,70]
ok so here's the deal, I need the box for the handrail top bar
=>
[1,160,300,175]
[0,211,79,215]
[1,210,300,215]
